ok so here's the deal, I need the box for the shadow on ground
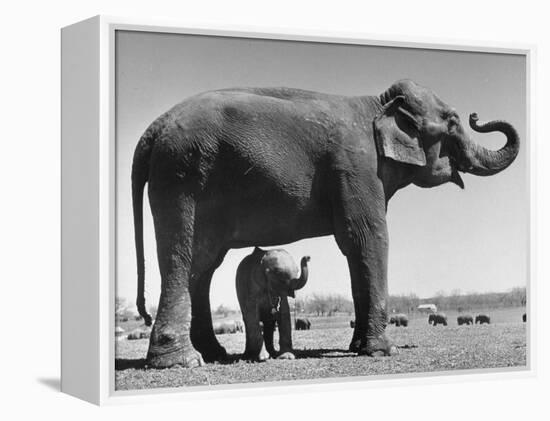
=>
[37,377,60,391]
[115,348,363,371]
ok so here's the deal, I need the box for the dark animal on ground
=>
[457,314,474,326]
[389,313,409,327]
[475,314,491,325]
[295,318,311,330]
[428,313,448,326]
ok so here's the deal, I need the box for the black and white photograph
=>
[113,30,528,391]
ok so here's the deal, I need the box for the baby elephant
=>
[389,313,409,327]
[236,247,310,361]
[428,313,448,326]
[457,314,474,326]
[475,314,491,325]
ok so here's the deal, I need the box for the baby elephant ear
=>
[374,96,426,166]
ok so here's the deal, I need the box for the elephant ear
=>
[374,96,426,166]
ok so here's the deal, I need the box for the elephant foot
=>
[243,348,270,363]
[277,351,296,360]
[147,330,205,368]
[195,342,228,363]
[147,347,205,368]
[351,334,397,357]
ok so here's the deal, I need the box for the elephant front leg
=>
[276,297,295,360]
[190,258,228,363]
[335,216,396,357]
[243,308,268,362]
[262,319,277,358]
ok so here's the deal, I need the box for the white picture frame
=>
[61,15,534,405]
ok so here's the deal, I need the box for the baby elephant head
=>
[375,79,520,189]
[262,251,311,299]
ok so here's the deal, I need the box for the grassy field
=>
[115,307,527,390]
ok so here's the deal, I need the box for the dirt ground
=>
[115,307,527,390]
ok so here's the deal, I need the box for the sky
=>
[115,30,527,311]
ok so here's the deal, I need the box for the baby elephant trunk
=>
[288,256,311,297]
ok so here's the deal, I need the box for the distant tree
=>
[308,293,330,316]
[214,304,232,317]
[115,297,127,315]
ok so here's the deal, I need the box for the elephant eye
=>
[448,115,460,130]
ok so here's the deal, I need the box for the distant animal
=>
[475,314,491,325]
[236,247,310,361]
[389,313,409,327]
[127,329,150,340]
[350,320,356,328]
[295,318,311,330]
[428,313,448,326]
[213,320,242,334]
[457,314,474,325]
[522,313,526,322]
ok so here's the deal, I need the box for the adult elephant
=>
[295,318,311,330]
[457,314,474,325]
[132,80,519,368]
[213,320,242,334]
[389,313,408,327]
[236,247,310,360]
[428,313,448,326]
[475,314,491,325]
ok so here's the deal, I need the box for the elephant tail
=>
[132,124,157,327]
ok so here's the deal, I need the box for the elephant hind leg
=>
[190,247,229,363]
[243,316,268,361]
[262,319,277,358]
[146,194,203,368]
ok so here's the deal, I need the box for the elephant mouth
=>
[450,168,464,189]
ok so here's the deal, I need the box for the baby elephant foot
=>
[243,348,270,363]
[277,352,296,360]
[259,347,270,361]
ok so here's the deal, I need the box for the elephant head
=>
[261,250,311,301]
[375,80,519,190]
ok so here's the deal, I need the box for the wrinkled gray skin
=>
[389,313,408,327]
[295,318,311,330]
[236,247,310,361]
[428,313,448,326]
[132,79,520,368]
[457,314,474,325]
[475,314,491,324]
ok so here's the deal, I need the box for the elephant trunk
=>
[289,256,311,294]
[458,113,520,176]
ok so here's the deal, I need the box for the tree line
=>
[117,286,526,320]
[293,287,526,316]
